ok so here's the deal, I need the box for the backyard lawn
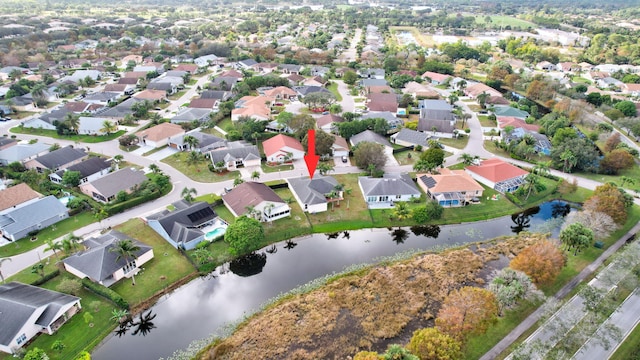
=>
[0,212,96,257]
[161,152,240,182]
[10,127,125,143]
[261,162,294,173]
[478,115,497,127]
[111,219,197,307]
[439,135,470,149]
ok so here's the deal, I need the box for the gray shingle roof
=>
[199,90,232,100]
[0,143,49,164]
[287,176,338,205]
[392,128,430,147]
[147,201,217,245]
[359,174,421,197]
[94,98,146,118]
[33,146,86,170]
[0,282,80,348]
[63,231,152,284]
[417,119,455,133]
[419,99,455,122]
[292,86,330,97]
[208,142,260,164]
[53,157,111,179]
[349,130,392,147]
[170,108,212,123]
[493,106,529,119]
[86,168,147,199]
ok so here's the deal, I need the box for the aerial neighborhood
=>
[0,1,639,360]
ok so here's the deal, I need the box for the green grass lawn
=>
[439,135,470,150]
[394,150,420,165]
[574,166,640,193]
[473,14,535,28]
[610,321,640,360]
[478,115,497,127]
[262,188,313,243]
[571,76,592,84]
[168,90,187,100]
[327,82,343,102]
[0,212,96,257]
[110,218,196,307]
[161,152,239,182]
[217,117,234,132]
[10,127,125,143]
[18,273,117,360]
[261,162,294,173]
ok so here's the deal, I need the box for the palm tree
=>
[31,82,48,107]
[477,92,489,109]
[187,150,202,165]
[44,239,62,259]
[447,94,458,105]
[61,233,82,254]
[560,149,577,173]
[110,239,141,285]
[181,187,197,203]
[233,176,244,187]
[100,120,118,135]
[182,135,199,151]
[524,174,540,200]
[533,161,551,177]
[110,309,130,323]
[393,201,410,220]
[458,153,479,166]
[148,163,161,174]
[94,209,108,228]
[149,112,163,125]
[317,162,334,176]
[0,258,11,283]
[251,170,260,181]
[367,163,377,177]
[620,176,636,188]
[112,154,124,170]
[65,113,80,134]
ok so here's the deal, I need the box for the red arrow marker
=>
[304,129,320,179]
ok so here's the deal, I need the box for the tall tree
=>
[510,240,566,286]
[354,142,387,174]
[182,135,199,150]
[224,215,264,256]
[407,327,463,360]
[181,187,197,203]
[560,222,594,256]
[109,239,141,285]
[436,287,498,340]
[100,120,117,135]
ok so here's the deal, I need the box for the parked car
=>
[341,155,348,163]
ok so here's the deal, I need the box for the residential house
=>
[209,77,238,91]
[0,143,50,166]
[170,108,212,124]
[292,85,331,98]
[0,196,69,241]
[0,183,41,214]
[597,77,624,90]
[486,96,511,106]
[168,130,225,152]
[0,138,16,151]
[133,63,165,74]
[209,141,261,171]
[366,93,398,113]
[147,200,224,250]
[194,54,221,68]
[358,68,385,79]
[136,122,185,148]
[146,81,177,95]
[263,86,298,100]
[63,70,101,83]
[78,116,115,135]
[218,69,243,79]
[464,83,502,98]
[285,73,305,86]
[79,167,147,203]
[117,77,140,86]
[121,55,143,67]
[0,282,81,354]
[49,157,111,185]
[236,59,258,70]
[25,146,87,173]
[317,114,344,133]
[349,129,392,148]
[365,85,394,94]
[303,76,326,87]
[309,65,329,77]
[0,66,28,81]
[403,81,439,99]
[287,175,341,213]
[93,98,145,120]
[0,105,12,116]
[187,98,218,110]
[623,83,640,98]
[332,136,350,158]
[493,106,529,119]
[417,99,456,134]
[360,78,388,88]
[174,64,198,74]
[465,158,529,193]
[503,127,552,156]
[63,231,153,286]
[256,63,279,74]
[358,174,421,208]
[133,89,168,102]
[536,61,556,71]
[222,182,290,222]
[262,134,305,162]
[497,116,540,132]
[83,92,120,106]
[278,64,303,75]
[422,71,452,85]
[123,71,148,80]
[200,90,232,102]
[231,96,273,121]
[391,128,430,148]
[557,62,581,73]
[64,101,92,113]
[417,169,484,207]
[361,112,403,133]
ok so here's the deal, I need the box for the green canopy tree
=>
[224,215,264,256]
[407,327,463,360]
[560,222,594,256]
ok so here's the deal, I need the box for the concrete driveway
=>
[146,146,178,161]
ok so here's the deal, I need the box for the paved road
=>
[572,288,640,360]
[336,28,361,64]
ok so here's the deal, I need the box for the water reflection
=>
[228,252,267,277]
[114,310,157,338]
[342,231,350,240]
[389,228,409,244]
[410,225,441,238]
[326,232,340,240]
[266,245,277,254]
[511,206,539,233]
[552,202,571,218]
[284,240,297,250]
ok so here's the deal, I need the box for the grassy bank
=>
[10,127,125,143]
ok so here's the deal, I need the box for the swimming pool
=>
[204,227,226,241]
[59,196,75,206]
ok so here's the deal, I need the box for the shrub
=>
[30,269,60,286]
[56,278,83,296]
[82,278,129,309]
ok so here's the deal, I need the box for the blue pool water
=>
[59,196,75,206]
[205,227,225,240]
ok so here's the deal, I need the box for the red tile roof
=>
[465,158,528,183]
[262,134,303,157]
[422,71,451,83]
[497,116,540,132]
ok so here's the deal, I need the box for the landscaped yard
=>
[261,162,294,173]
[439,135,470,149]
[0,212,96,257]
[327,82,343,102]
[161,152,239,182]
[111,218,196,307]
[10,127,125,143]
[574,166,640,193]
[478,115,497,127]
[393,150,420,165]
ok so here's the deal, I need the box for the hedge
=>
[81,277,129,309]
[105,190,163,216]
[31,269,60,286]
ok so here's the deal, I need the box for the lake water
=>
[92,201,573,360]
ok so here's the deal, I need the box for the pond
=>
[92,200,573,360]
